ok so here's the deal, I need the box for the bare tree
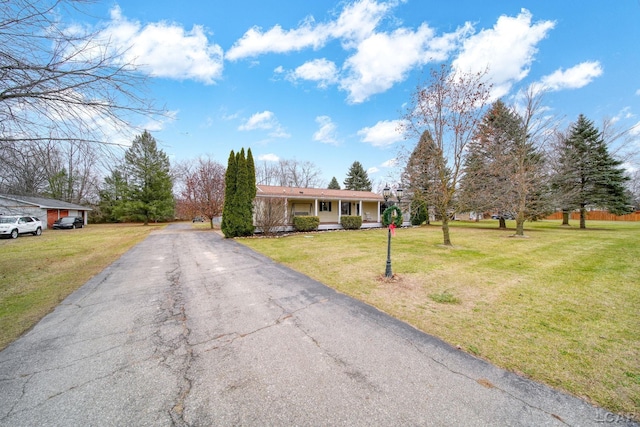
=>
[177,156,226,228]
[402,64,491,246]
[508,86,555,235]
[254,197,288,236]
[256,159,324,188]
[0,0,162,150]
[0,137,101,203]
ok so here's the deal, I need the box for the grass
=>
[0,223,162,350]
[238,220,640,418]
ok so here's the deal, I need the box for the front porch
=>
[253,185,408,234]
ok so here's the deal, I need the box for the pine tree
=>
[328,177,340,189]
[122,131,174,225]
[402,130,440,224]
[343,161,372,191]
[460,100,545,235]
[552,114,631,228]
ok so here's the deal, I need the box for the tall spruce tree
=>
[460,100,546,235]
[552,115,631,228]
[328,177,341,189]
[402,130,440,224]
[343,161,372,191]
[122,131,174,225]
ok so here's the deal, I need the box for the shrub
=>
[340,215,362,230]
[293,216,319,232]
[410,198,428,225]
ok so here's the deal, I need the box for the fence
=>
[546,211,640,221]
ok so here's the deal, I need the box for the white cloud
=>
[289,59,338,88]
[636,89,640,96]
[367,166,380,175]
[357,120,404,147]
[225,0,389,60]
[381,158,397,168]
[537,61,603,91]
[453,9,555,99]
[313,116,339,145]
[238,111,290,138]
[630,121,640,137]
[341,23,471,103]
[101,6,223,84]
[258,153,280,162]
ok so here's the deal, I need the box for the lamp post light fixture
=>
[382,184,403,278]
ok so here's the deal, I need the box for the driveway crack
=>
[153,262,194,427]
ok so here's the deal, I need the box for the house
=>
[254,185,408,232]
[0,194,92,229]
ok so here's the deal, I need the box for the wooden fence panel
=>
[546,211,640,221]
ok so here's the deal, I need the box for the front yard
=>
[239,220,640,419]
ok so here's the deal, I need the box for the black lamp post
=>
[383,184,403,278]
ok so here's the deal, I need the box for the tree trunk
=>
[441,215,452,246]
[515,214,525,236]
[498,217,506,229]
[580,205,587,229]
[562,210,570,226]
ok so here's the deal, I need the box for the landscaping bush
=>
[293,216,319,232]
[340,215,362,230]
[410,198,428,225]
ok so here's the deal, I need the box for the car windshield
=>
[0,217,18,224]
[60,218,75,223]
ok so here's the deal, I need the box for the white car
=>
[0,215,43,239]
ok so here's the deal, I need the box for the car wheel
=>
[72,224,76,229]
[34,227,42,236]
[10,229,18,239]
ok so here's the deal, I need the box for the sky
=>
[72,0,640,187]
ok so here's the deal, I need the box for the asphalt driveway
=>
[0,223,632,426]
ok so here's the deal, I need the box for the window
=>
[320,201,332,212]
[341,202,351,215]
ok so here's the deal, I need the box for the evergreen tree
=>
[221,150,238,237]
[460,100,546,235]
[97,168,128,223]
[343,161,372,191]
[328,177,341,189]
[246,148,256,198]
[552,114,632,228]
[122,131,174,225]
[235,149,254,236]
[221,148,255,237]
[402,130,440,224]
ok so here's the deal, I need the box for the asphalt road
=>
[0,223,633,426]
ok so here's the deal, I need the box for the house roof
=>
[0,194,93,211]
[256,185,384,202]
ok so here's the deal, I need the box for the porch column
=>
[359,200,363,218]
[314,199,318,216]
[338,199,342,223]
[284,198,289,224]
[377,201,381,222]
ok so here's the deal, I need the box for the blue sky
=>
[74,0,640,187]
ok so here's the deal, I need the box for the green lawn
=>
[0,223,162,350]
[239,220,640,418]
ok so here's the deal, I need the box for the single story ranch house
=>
[254,185,409,232]
[0,194,91,229]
